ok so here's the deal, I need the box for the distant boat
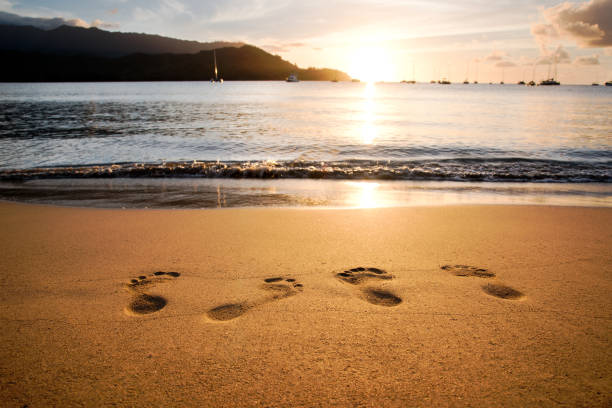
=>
[518,81,526,85]
[286,73,299,82]
[592,83,599,86]
[211,49,223,83]
[473,81,478,84]
[403,63,416,84]
[438,78,451,85]
[539,58,560,85]
[351,78,360,82]
[500,81,504,85]
[331,78,338,83]
[463,79,469,84]
[539,78,560,86]
[527,80,536,86]
[606,81,612,86]
[430,80,436,84]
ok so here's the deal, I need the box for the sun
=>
[348,46,395,82]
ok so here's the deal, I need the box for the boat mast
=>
[213,49,218,81]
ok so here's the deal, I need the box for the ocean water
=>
[0,81,610,208]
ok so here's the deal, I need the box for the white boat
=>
[286,73,299,82]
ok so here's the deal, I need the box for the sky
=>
[1,0,612,83]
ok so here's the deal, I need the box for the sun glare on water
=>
[348,47,395,83]
[347,182,382,208]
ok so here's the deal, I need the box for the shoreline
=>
[1,178,610,209]
[1,202,610,407]
[1,197,611,211]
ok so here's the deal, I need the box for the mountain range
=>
[0,22,350,81]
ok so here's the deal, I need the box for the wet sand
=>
[0,202,610,407]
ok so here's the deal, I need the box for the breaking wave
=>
[1,158,610,183]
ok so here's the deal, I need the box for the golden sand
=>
[0,202,610,407]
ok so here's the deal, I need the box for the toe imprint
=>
[336,267,393,285]
[441,265,495,278]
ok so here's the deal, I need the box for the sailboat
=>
[517,67,526,85]
[539,78,560,85]
[408,63,416,84]
[402,63,417,84]
[539,58,559,85]
[438,65,451,84]
[211,49,223,83]
[527,63,536,86]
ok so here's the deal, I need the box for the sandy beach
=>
[0,201,610,407]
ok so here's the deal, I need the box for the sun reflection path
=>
[361,82,377,145]
[347,181,382,208]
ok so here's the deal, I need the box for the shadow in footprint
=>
[207,277,303,322]
[128,294,167,315]
[336,267,402,307]
[125,271,181,315]
[363,288,402,306]
[482,283,524,300]
[207,303,251,321]
[441,265,495,278]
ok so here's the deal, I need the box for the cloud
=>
[573,54,600,64]
[485,50,508,61]
[537,45,571,64]
[495,61,517,67]
[91,19,120,29]
[518,55,536,66]
[0,0,12,12]
[0,11,118,30]
[262,44,289,53]
[208,0,290,24]
[261,41,307,53]
[532,0,612,48]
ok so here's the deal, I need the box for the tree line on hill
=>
[0,23,350,82]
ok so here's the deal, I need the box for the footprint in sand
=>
[125,271,181,315]
[441,265,524,300]
[206,277,304,322]
[335,267,402,307]
[441,264,495,278]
